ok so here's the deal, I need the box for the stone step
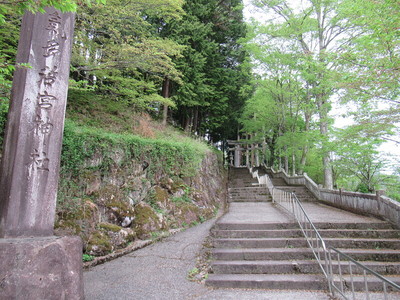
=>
[211,260,400,275]
[213,238,308,248]
[215,222,394,231]
[324,238,400,249]
[206,274,400,292]
[228,191,269,196]
[271,178,288,186]
[211,260,320,275]
[228,182,265,192]
[231,178,258,181]
[318,229,400,239]
[205,273,327,290]
[271,186,318,202]
[212,248,400,262]
[229,195,271,199]
[212,248,315,260]
[213,238,400,249]
[229,184,259,188]
[229,192,270,197]
[230,179,259,188]
[229,193,270,198]
[228,198,270,203]
[214,222,299,230]
[229,194,270,198]
[211,229,303,238]
[331,275,400,292]
[314,222,396,230]
[229,194,271,198]
[229,186,267,190]
[212,228,400,239]
[333,249,400,262]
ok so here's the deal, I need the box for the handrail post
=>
[255,165,400,298]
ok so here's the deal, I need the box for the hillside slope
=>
[0,88,227,259]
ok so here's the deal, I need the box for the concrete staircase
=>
[228,167,258,188]
[206,167,400,292]
[208,221,327,290]
[228,167,271,202]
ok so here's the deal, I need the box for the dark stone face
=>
[0,236,84,299]
[0,8,75,238]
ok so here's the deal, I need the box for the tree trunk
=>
[299,111,311,174]
[317,96,333,189]
[284,156,289,174]
[292,153,296,176]
[161,77,170,126]
[193,107,199,134]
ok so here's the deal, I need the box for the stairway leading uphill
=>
[206,167,400,292]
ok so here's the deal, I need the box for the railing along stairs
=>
[249,167,400,299]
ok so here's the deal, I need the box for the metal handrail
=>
[328,247,400,299]
[249,167,400,299]
[271,185,330,280]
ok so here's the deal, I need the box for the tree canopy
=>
[242,0,399,192]
[0,0,251,147]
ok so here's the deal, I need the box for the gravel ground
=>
[84,218,330,300]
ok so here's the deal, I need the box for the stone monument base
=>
[0,236,84,300]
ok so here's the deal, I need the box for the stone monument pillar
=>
[0,8,84,299]
[251,144,255,167]
[245,145,249,167]
[234,144,241,167]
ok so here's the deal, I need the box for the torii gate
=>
[227,140,263,168]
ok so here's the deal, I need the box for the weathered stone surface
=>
[54,149,226,256]
[0,236,84,300]
[0,8,75,237]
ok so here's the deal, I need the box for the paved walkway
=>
[217,200,383,226]
[82,158,398,299]
[84,200,385,299]
[302,201,387,224]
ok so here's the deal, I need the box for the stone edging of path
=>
[83,228,183,269]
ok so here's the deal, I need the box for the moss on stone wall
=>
[55,121,227,257]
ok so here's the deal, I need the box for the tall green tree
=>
[332,128,386,193]
[164,0,251,142]
[246,0,366,188]
[71,0,184,108]
[0,0,105,100]
[0,0,105,148]
[336,0,400,144]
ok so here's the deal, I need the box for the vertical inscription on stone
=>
[0,9,75,237]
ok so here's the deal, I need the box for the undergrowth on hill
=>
[0,99,9,150]
[61,120,209,180]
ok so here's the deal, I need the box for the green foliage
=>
[82,253,95,262]
[0,0,106,22]
[0,98,8,149]
[0,0,105,103]
[171,185,192,203]
[71,0,184,109]
[379,174,400,202]
[0,9,20,101]
[164,0,251,141]
[244,0,399,188]
[61,120,208,181]
[0,0,250,143]
[187,267,200,280]
[332,127,386,193]
[334,0,399,143]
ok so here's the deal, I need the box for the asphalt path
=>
[84,218,330,300]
